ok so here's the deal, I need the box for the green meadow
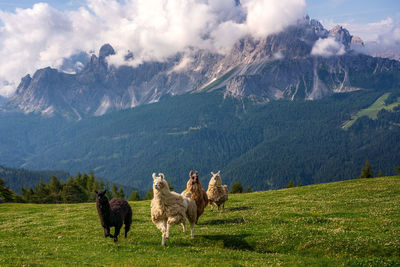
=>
[343,93,400,129]
[0,177,399,266]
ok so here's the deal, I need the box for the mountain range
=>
[0,16,400,192]
[3,16,400,120]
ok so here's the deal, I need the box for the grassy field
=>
[1,177,399,266]
[343,93,400,129]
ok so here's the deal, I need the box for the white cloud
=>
[362,18,400,59]
[0,0,306,97]
[243,0,306,38]
[320,16,400,59]
[168,55,194,74]
[311,37,346,57]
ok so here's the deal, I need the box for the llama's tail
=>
[124,204,133,238]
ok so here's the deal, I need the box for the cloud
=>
[243,0,306,38]
[0,0,306,97]
[311,37,346,57]
[320,16,400,60]
[362,18,400,59]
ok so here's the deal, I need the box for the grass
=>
[1,177,399,266]
[342,93,400,129]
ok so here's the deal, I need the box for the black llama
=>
[95,190,132,242]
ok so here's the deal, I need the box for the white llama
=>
[150,173,197,246]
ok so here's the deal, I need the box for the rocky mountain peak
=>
[99,43,115,59]
[351,36,364,46]
[329,25,352,48]
[4,17,399,120]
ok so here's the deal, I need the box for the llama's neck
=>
[97,200,111,220]
[154,188,170,199]
[154,188,175,205]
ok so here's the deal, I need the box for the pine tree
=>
[48,176,63,203]
[230,181,243,193]
[395,166,400,176]
[246,186,252,193]
[118,187,125,200]
[360,160,373,178]
[128,191,140,201]
[167,178,174,191]
[0,178,18,202]
[145,186,154,200]
[21,187,33,203]
[286,180,295,188]
[61,176,88,203]
[32,178,51,203]
[112,183,118,199]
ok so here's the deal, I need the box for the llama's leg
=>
[166,223,171,239]
[181,221,187,234]
[124,223,129,238]
[162,234,166,246]
[190,222,195,239]
[166,216,182,239]
[104,227,113,238]
[161,220,167,245]
[124,216,131,238]
[113,226,121,242]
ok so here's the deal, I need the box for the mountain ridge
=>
[4,16,400,120]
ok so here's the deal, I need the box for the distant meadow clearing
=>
[0,177,399,266]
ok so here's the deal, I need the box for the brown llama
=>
[182,170,208,224]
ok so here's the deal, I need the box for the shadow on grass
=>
[226,206,253,212]
[202,234,254,251]
[200,217,246,225]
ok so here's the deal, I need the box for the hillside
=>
[0,165,69,194]
[1,89,400,192]
[0,177,399,266]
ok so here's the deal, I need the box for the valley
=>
[1,89,399,192]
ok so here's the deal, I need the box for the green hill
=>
[1,177,399,266]
[342,93,400,129]
[1,89,400,192]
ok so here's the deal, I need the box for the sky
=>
[0,0,399,97]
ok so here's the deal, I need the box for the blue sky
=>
[0,0,86,11]
[306,0,399,24]
[0,0,398,24]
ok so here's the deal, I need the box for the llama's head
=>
[152,173,169,192]
[95,190,109,205]
[209,171,222,187]
[187,170,202,188]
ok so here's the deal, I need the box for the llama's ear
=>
[189,170,193,177]
[211,172,215,176]
[217,170,220,175]
[195,171,199,175]
[95,190,99,195]
[159,173,165,180]
[152,173,157,180]
[102,190,107,195]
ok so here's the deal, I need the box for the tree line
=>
[0,171,142,204]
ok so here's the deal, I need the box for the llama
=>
[206,171,228,212]
[95,190,132,242]
[151,173,197,246]
[182,170,208,224]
